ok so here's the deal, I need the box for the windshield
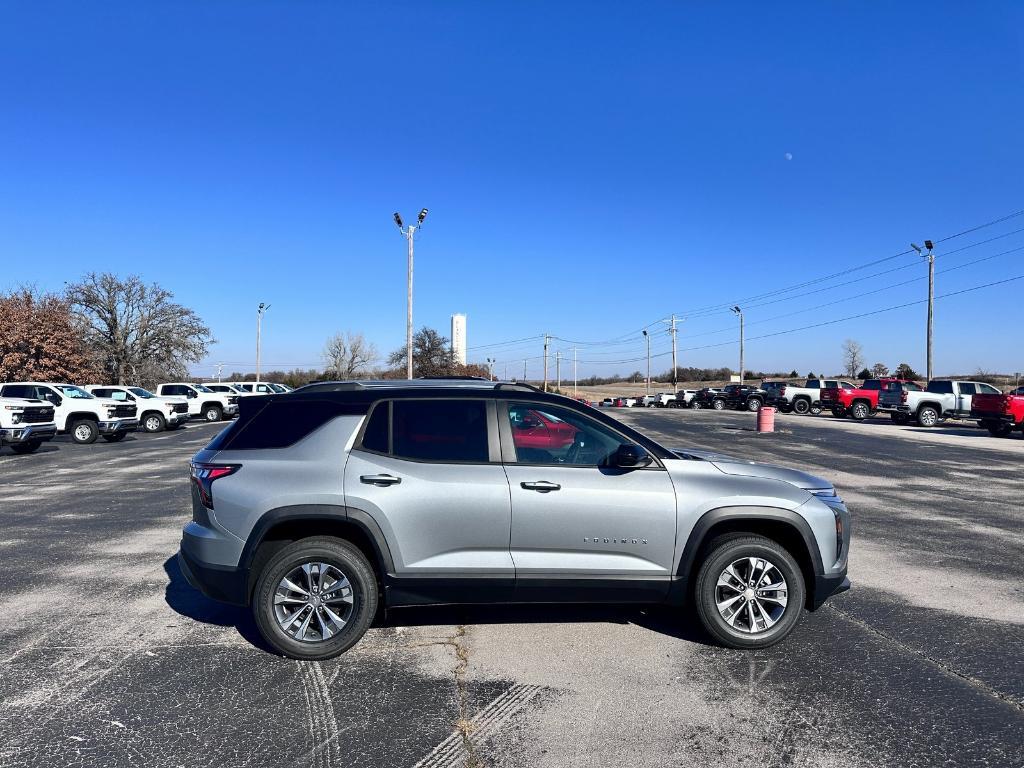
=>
[193,384,214,393]
[269,383,287,393]
[56,385,94,399]
[128,387,157,399]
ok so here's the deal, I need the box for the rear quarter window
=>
[215,399,366,450]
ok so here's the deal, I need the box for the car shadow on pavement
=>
[162,555,275,654]
[380,603,718,646]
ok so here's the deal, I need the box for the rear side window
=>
[1,385,32,398]
[361,402,390,453]
[927,381,954,394]
[862,380,881,390]
[217,399,362,450]
[391,400,489,463]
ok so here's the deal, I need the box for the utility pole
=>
[523,359,528,382]
[256,302,270,382]
[216,362,224,383]
[504,362,508,381]
[912,241,935,382]
[669,315,678,391]
[573,346,577,398]
[555,351,562,390]
[642,330,650,395]
[731,306,744,384]
[542,334,550,392]
[394,208,429,379]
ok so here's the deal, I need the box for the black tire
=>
[831,408,846,418]
[809,404,823,416]
[987,423,1013,438]
[102,432,127,442]
[10,440,41,454]
[850,402,870,421]
[694,534,806,650]
[690,400,703,410]
[792,398,810,415]
[252,537,378,661]
[712,399,726,411]
[141,412,166,433]
[203,404,223,422]
[916,406,939,428]
[746,398,762,412]
[891,413,909,425]
[70,419,99,444]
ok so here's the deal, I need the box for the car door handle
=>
[360,474,402,486]
[520,481,561,493]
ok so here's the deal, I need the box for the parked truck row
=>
[0,380,291,453]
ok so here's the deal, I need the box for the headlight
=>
[11,414,22,424]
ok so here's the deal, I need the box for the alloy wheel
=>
[714,557,788,634]
[273,562,354,643]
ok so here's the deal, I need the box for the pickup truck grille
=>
[22,407,54,424]
[113,404,137,418]
[171,403,188,414]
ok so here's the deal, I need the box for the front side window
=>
[193,384,213,393]
[129,388,156,399]
[105,389,129,401]
[391,400,489,462]
[979,384,1001,394]
[862,380,880,390]
[507,402,624,466]
[957,383,977,395]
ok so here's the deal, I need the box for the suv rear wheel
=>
[694,534,806,649]
[252,537,377,661]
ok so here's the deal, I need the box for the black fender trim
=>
[238,504,396,576]
[673,506,840,609]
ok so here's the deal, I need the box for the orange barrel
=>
[757,406,776,433]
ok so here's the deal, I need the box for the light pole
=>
[731,306,744,384]
[573,346,577,398]
[486,357,495,381]
[394,208,429,379]
[911,240,935,382]
[642,330,651,395]
[256,302,271,382]
[542,334,550,392]
[669,314,677,391]
[556,350,562,390]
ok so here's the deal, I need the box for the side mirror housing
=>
[613,443,652,468]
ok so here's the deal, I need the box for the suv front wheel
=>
[252,537,377,661]
[694,534,806,649]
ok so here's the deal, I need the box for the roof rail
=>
[494,382,543,393]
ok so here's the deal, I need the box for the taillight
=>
[190,463,240,510]
[901,390,908,404]
[779,386,786,395]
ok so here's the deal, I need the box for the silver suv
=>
[178,380,850,660]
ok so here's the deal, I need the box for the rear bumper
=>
[0,424,57,444]
[177,547,249,606]
[973,413,1015,424]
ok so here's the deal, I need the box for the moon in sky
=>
[784,152,793,161]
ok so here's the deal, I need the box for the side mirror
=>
[186,391,197,399]
[613,443,651,468]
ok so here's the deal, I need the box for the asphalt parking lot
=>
[1,411,1021,768]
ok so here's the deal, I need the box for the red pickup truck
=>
[820,378,915,421]
[971,392,1024,437]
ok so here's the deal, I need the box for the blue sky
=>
[2,2,1023,379]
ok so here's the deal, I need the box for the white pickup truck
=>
[766,378,853,415]
[877,379,1003,427]
[85,385,190,433]
[0,383,138,444]
[155,383,239,422]
[0,396,57,453]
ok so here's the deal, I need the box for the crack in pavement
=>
[825,603,1024,713]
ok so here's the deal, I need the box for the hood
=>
[671,447,835,493]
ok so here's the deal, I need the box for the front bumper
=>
[224,404,239,416]
[166,411,189,425]
[99,418,138,433]
[811,573,851,610]
[0,423,57,444]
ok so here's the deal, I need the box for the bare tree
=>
[323,332,378,379]
[66,273,214,387]
[841,339,865,378]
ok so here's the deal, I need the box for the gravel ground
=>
[0,409,1020,768]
